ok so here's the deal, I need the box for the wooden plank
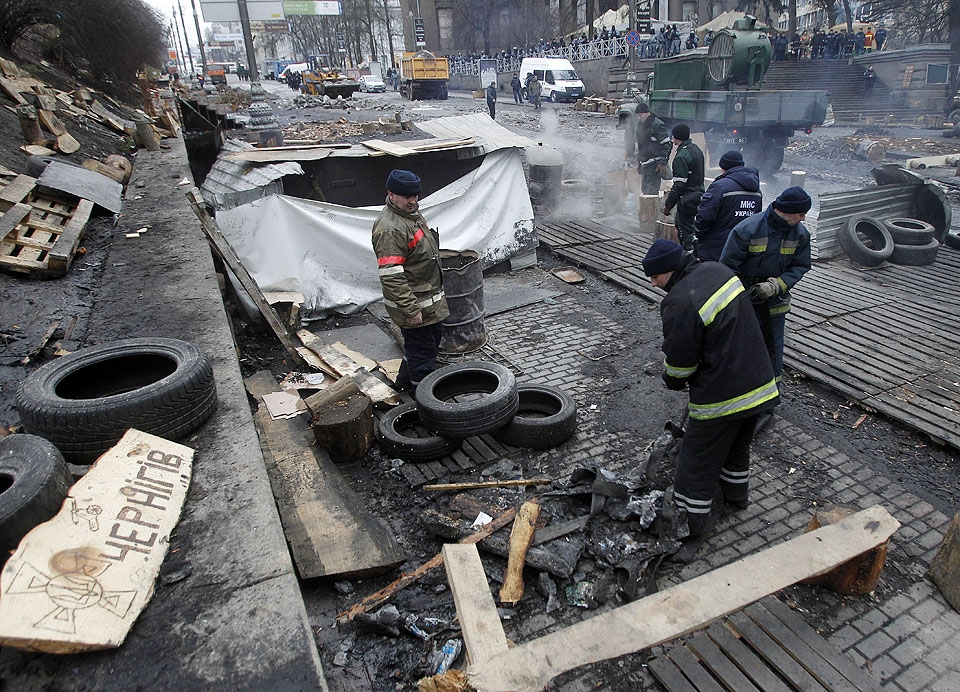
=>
[362,139,418,156]
[667,644,726,692]
[0,75,28,104]
[648,656,699,692]
[45,198,92,277]
[727,611,830,692]
[185,187,304,366]
[37,109,66,135]
[89,100,129,133]
[0,174,37,209]
[685,632,762,692]
[297,329,400,406]
[464,505,899,692]
[0,203,31,239]
[706,622,795,692]
[759,599,883,692]
[0,429,194,653]
[442,544,510,665]
[245,371,404,580]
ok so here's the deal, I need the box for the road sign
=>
[336,31,346,52]
[414,17,426,47]
[626,30,641,46]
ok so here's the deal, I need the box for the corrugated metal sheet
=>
[808,184,920,260]
[415,113,538,151]
[201,139,304,211]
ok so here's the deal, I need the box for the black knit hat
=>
[642,239,683,276]
[671,123,690,141]
[386,169,422,196]
[718,150,744,169]
[635,102,650,114]
[773,186,812,213]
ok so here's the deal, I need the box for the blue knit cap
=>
[773,186,812,213]
[642,239,683,276]
[386,169,422,196]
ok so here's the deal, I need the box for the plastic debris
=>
[432,638,463,675]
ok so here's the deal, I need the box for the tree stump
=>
[134,120,160,151]
[929,512,960,613]
[16,104,43,145]
[311,392,374,462]
[638,194,661,236]
[800,504,890,595]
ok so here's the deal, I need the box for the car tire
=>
[882,218,936,246]
[415,362,519,438]
[0,434,74,553]
[377,403,462,462]
[838,216,894,267]
[16,337,217,463]
[889,239,940,266]
[948,109,960,125]
[550,91,559,103]
[944,232,960,250]
[491,384,577,449]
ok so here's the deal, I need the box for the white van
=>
[519,57,585,103]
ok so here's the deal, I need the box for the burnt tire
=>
[882,218,936,246]
[838,216,894,267]
[944,232,960,250]
[491,384,577,449]
[16,338,217,463]
[889,239,940,266]
[415,362,519,438]
[0,434,73,553]
[377,403,462,462]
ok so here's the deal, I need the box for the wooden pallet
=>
[0,174,92,278]
[649,598,882,692]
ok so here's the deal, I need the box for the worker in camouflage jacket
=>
[662,123,704,252]
[633,102,672,195]
[372,169,449,392]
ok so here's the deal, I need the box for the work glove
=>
[747,277,780,302]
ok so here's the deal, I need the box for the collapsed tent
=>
[216,148,536,320]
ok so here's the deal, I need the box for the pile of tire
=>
[376,362,578,463]
[839,216,940,267]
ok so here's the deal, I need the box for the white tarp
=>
[217,148,536,319]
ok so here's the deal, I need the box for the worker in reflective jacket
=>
[642,239,780,548]
[372,170,449,392]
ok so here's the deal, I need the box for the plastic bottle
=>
[433,638,463,674]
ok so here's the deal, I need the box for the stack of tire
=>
[839,216,941,267]
[376,362,578,463]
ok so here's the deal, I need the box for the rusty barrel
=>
[439,249,486,354]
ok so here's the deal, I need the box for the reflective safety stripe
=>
[407,228,425,249]
[688,377,780,420]
[664,357,696,379]
[747,238,768,253]
[673,176,688,183]
[377,255,406,266]
[722,190,762,199]
[775,277,788,293]
[720,467,750,485]
[780,239,799,255]
[658,136,672,144]
[379,265,405,276]
[674,490,713,514]
[770,303,791,316]
[640,157,657,166]
[418,291,445,308]
[698,276,743,327]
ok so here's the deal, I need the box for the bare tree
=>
[861,0,948,45]
[951,0,960,97]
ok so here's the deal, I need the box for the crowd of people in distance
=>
[771,25,886,61]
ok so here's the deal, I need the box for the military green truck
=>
[622,16,830,174]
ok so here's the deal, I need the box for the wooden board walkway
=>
[537,219,960,450]
[649,597,882,692]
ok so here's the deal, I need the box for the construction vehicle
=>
[400,50,449,100]
[299,54,360,99]
[619,16,830,174]
[204,65,227,86]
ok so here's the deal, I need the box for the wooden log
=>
[16,104,43,144]
[134,120,160,151]
[303,375,360,417]
[800,504,890,595]
[424,478,552,492]
[80,159,128,185]
[311,391,374,462]
[654,218,678,243]
[854,139,885,163]
[929,512,960,612]
[499,500,541,605]
[639,194,661,235]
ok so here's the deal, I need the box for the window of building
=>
[926,64,948,85]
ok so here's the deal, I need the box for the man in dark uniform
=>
[694,150,762,261]
[372,170,449,392]
[662,123,704,252]
[643,239,780,558]
[633,102,672,195]
[486,81,497,119]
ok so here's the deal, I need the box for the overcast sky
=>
[144,0,208,28]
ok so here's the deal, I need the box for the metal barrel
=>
[528,161,563,216]
[439,249,486,354]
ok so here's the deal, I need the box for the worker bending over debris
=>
[372,169,449,392]
[642,239,780,560]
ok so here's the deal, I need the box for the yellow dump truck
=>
[300,54,360,98]
[400,50,448,100]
